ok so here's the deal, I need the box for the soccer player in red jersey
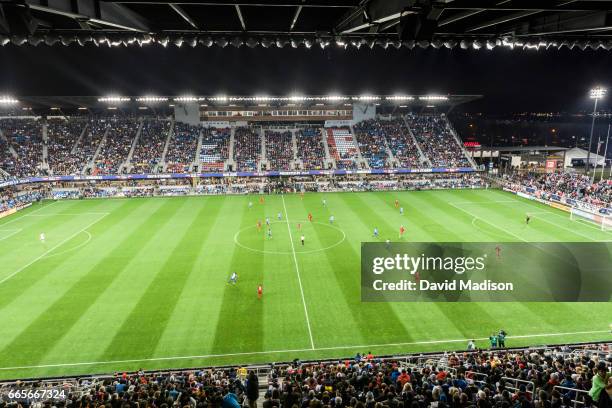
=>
[394,199,399,209]
[297,223,302,231]
[257,284,263,299]
[308,213,313,222]
[399,225,406,239]
[257,220,262,232]
[300,192,304,200]
[259,196,265,204]
[414,270,420,284]
[495,245,502,259]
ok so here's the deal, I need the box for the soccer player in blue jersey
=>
[228,272,238,285]
[277,212,282,220]
[373,227,379,238]
[266,217,270,226]
[329,215,335,224]
[400,207,404,215]
[267,227,272,239]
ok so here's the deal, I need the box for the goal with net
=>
[570,206,612,231]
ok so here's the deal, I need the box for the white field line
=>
[0,213,109,286]
[0,329,607,372]
[530,213,602,241]
[0,229,22,241]
[448,202,528,242]
[25,212,110,217]
[281,194,315,350]
[0,201,58,228]
[450,200,517,205]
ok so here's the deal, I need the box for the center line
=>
[281,194,315,350]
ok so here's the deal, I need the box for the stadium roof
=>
[0,94,481,111]
[3,1,612,50]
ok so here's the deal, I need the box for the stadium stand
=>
[326,127,359,170]
[406,115,471,168]
[380,118,423,168]
[166,122,199,173]
[234,127,261,171]
[265,130,294,170]
[199,127,230,171]
[504,172,611,206]
[94,119,139,175]
[47,118,87,175]
[131,119,171,174]
[0,342,609,408]
[0,119,43,177]
[0,115,480,177]
[353,119,392,169]
[77,119,108,174]
[296,128,327,170]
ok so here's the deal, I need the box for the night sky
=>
[0,44,611,113]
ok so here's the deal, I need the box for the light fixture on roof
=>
[78,107,88,110]
[231,37,244,48]
[419,95,448,101]
[215,37,228,48]
[174,96,199,102]
[0,96,19,104]
[98,96,130,103]
[276,38,289,48]
[246,38,259,48]
[260,38,272,48]
[44,35,60,46]
[173,37,184,47]
[136,96,168,102]
[156,36,169,47]
[386,95,414,101]
[443,40,457,49]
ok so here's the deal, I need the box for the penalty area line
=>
[0,329,608,371]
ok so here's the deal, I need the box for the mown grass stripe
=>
[102,196,227,360]
[211,196,265,354]
[0,199,175,366]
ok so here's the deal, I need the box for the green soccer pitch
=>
[0,188,610,380]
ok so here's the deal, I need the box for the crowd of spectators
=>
[406,115,470,168]
[0,116,482,178]
[296,128,326,170]
[0,119,43,177]
[77,120,108,172]
[326,128,359,170]
[0,189,43,213]
[94,119,139,175]
[199,127,230,171]
[265,130,294,170]
[47,119,88,175]
[131,120,171,174]
[166,123,199,173]
[503,172,611,207]
[353,120,391,169]
[0,343,609,408]
[234,127,261,171]
[379,119,423,168]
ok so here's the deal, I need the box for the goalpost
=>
[570,207,612,231]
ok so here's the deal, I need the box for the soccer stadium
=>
[0,1,611,408]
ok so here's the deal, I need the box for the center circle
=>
[234,220,346,255]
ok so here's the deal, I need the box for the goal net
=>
[570,207,612,231]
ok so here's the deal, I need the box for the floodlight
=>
[0,96,18,104]
[136,96,168,102]
[98,96,130,103]
[590,87,607,99]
